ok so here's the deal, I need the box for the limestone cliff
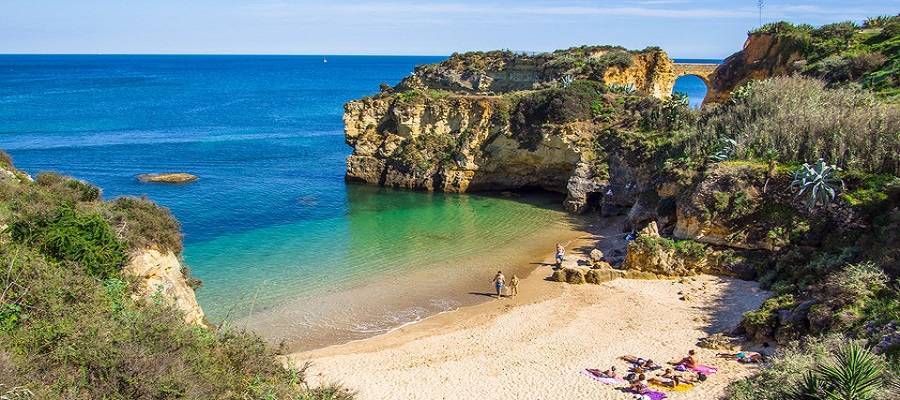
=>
[345,46,684,213]
[344,93,601,211]
[705,33,805,104]
[124,249,206,326]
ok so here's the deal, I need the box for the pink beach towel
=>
[581,369,626,385]
[690,364,718,374]
[625,388,667,400]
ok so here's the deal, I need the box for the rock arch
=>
[669,63,718,106]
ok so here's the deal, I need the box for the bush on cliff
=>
[511,80,605,150]
[750,16,900,98]
[0,161,351,399]
[108,196,184,254]
[697,76,900,174]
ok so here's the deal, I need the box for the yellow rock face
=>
[123,249,206,326]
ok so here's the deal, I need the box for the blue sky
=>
[2,1,897,58]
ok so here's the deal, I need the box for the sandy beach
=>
[288,218,770,400]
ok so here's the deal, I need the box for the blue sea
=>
[0,55,714,348]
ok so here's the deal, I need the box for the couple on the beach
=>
[491,271,518,299]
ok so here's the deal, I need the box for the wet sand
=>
[238,209,598,352]
[286,218,770,399]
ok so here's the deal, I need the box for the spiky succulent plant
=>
[791,159,843,210]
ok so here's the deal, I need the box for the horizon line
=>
[0,52,728,60]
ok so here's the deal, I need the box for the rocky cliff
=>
[705,33,805,104]
[124,249,206,326]
[397,46,678,97]
[344,46,684,213]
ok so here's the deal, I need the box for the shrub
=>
[0,164,351,399]
[511,80,604,150]
[743,294,796,333]
[821,262,889,305]
[0,151,13,170]
[35,172,101,202]
[726,334,887,400]
[108,196,184,254]
[9,205,127,279]
[697,76,900,174]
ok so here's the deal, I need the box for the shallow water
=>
[0,55,712,348]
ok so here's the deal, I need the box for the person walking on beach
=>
[491,271,506,299]
[555,243,565,268]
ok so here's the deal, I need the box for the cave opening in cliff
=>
[673,75,709,108]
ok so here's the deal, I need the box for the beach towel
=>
[624,388,667,400]
[581,369,625,385]
[690,364,718,374]
[650,382,693,392]
[674,363,718,374]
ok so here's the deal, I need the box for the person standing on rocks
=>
[491,271,505,299]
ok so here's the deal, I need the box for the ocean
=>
[0,55,713,348]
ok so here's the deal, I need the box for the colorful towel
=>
[581,369,625,385]
[690,364,718,374]
[650,382,693,392]
[624,388,667,400]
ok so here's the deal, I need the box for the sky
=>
[2,1,898,58]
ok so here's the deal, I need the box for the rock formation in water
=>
[344,46,684,213]
[138,172,199,184]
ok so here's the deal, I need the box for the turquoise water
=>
[0,55,712,347]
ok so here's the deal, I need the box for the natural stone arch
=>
[668,63,718,106]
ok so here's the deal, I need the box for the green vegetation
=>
[728,335,895,400]
[742,294,797,334]
[750,15,900,98]
[697,76,900,174]
[0,160,351,399]
[793,342,885,400]
[791,159,843,210]
[392,132,458,174]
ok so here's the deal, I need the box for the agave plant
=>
[559,74,574,88]
[791,159,843,210]
[708,138,737,162]
[608,83,636,94]
[790,342,884,400]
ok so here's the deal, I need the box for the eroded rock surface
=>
[124,249,205,326]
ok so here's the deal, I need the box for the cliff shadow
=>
[691,276,770,336]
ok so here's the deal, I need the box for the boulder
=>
[589,249,604,264]
[565,268,587,284]
[585,268,625,284]
[138,173,198,184]
[698,333,740,351]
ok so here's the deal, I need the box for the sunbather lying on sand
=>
[629,373,649,392]
[649,374,692,388]
[716,351,764,363]
[621,355,662,370]
[601,366,618,378]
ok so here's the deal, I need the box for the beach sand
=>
[288,218,770,400]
